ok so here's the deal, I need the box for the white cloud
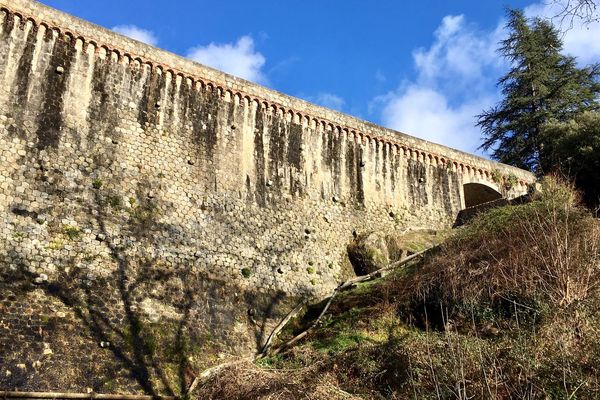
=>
[187,36,266,84]
[374,2,600,155]
[112,25,158,46]
[525,1,600,65]
[413,15,505,91]
[375,14,506,154]
[313,93,345,111]
[380,87,494,153]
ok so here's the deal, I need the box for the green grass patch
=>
[312,332,371,354]
[255,353,285,368]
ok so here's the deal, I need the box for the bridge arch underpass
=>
[463,182,503,209]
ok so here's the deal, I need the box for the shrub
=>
[397,176,600,310]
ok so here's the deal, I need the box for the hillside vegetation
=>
[196,178,600,399]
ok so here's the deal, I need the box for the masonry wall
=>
[0,0,534,394]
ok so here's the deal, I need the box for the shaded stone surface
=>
[347,232,390,276]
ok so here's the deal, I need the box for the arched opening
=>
[463,183,502,208]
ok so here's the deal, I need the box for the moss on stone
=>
[92,178,103,189]
[63,225,80,240]
[241,268,252,278]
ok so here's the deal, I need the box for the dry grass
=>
[196,177,600,399]
[194,361,361,400]
[395,176,600,309]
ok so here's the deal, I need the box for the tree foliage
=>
[541,111,600,209]
[477,9,600,171]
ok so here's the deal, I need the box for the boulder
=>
[347,232,390,276]
[348,229,445,276]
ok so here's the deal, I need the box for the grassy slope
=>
[197,178,600,400]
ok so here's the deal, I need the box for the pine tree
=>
[477,9,600,172]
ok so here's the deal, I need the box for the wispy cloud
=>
[112,25,158,46]
[373,2,600,155]
[187,36,267,84]
[313,93,345,111]
[373,15,506,154]
[375,70,387,83]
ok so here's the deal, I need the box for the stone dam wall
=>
[0,0,535,394]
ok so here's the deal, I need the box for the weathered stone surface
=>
[0,0,535,394]
[347,229,443,275]
[347,232,390,275]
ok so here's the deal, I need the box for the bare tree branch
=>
[550,0,600,28]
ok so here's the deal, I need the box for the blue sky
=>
[41,0,600,156]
